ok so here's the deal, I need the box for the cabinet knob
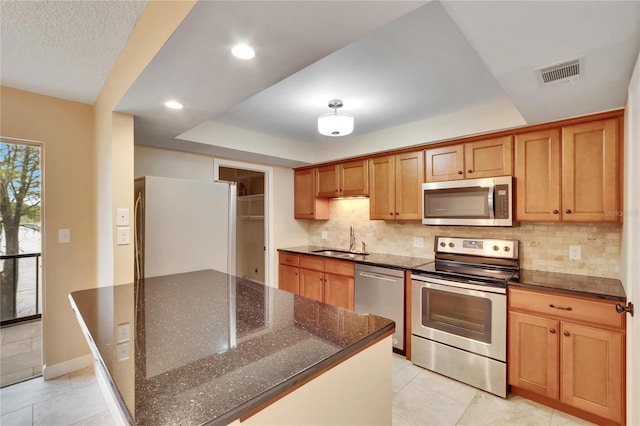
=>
[389,212,394,216]
[616,302,634,316]
[457,171,463,175]
[467,169,472,174]
[552,210,559,214]
[395,212,400,216]
[565,209,572,214]
[564,331,570,337]
[550,328,556,334]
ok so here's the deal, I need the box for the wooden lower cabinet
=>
[278,252,354,310]
[508,287,625,425]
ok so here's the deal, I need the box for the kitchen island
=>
[69,270,394,425]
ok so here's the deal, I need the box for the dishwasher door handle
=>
[357,271,400,282]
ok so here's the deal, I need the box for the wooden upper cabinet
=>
[515,129,562,222]
[395,151,424,220]
[465,136,513,178]
[425,136,512,182]
[515,118,621,223]
[369,152,423,220]
[316,160,369,198]
[424,144,464,182]
[316,165,339,198]
[369,155,395,220]
[294,169,329,220]
[562,119,620,222]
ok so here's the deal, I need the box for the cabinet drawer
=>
[299,255,325,272]
[324,259,354,277]
[509,287,623,329]
[279,252,299,267]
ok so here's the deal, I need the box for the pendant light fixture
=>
[317,99,354,137]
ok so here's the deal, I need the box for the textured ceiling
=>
[0,0,147,104]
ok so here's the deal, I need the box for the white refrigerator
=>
[134,176,236,279]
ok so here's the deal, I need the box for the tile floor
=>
[1,321,43,387]
[0,354,594,425]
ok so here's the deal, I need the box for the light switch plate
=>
[569,245,582,260]
[117,227,130,245]
[117,323,131,342]
[116,208,129,226]
[117,342,130,361]
[321,231,328,240]
[413,237,424,249]
[58,229,71,244]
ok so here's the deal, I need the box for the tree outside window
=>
[0,142,41,321]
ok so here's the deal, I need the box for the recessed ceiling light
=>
[231,43,256,60]
[164,100,183,110]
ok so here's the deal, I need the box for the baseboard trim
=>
[42,353,93,380]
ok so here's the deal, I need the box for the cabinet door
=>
[508,311,559,399]
[340,159,369,197]
[395,151,424,220]
[324,273,354,310]
[560,322,624,423]
[465,136,513,178]
[562,119,620,222]
[369,156,395,220]
[294,169,329,220]
[278,264,299,295]
[514,129,562,221]
[425,144,464,182]
[299,268,324,302]
[316,165,339,198]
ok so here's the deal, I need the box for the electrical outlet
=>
[321,231,328,240]
[413,237,424,248]
[116,342,130,361]
[569,245,582,260]
[117,227,130,245]
[117,323,131,342]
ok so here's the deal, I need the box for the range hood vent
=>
[536,57,583,86]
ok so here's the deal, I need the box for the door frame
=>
[213,159,274,287]
[623,52,640,426]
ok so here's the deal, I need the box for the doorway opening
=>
[0,138,43,387]
[215,160,272,286]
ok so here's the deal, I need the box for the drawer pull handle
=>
[549,328,556,334]
[549,304,572,311]
[564,331,570,337]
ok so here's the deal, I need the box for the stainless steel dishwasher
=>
[354,264,405,352]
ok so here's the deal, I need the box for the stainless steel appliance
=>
[422,176,513,226]
[411,236,519,398]
[355,264,405,352]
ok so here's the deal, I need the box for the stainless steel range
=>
[411,236,519,398]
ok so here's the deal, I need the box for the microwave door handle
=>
[487,184,495,219]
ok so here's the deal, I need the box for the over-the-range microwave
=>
[422,176,513,227]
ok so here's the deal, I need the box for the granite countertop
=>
[278,245,432,270]
[69,270,394,426]
[511,269,626,302]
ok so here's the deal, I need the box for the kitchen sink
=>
[311,249,369,259]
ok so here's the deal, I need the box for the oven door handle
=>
[411,274,506,295]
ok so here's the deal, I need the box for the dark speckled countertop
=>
[69,270,394,426]
[512,269,626,302]
[278,246,432,270]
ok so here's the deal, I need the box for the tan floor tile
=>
[0,405,33,426]
[33,382,107,426]
[1,367,35,388]
[1,347,42,375]
[0,374,71,415]
[1,339,32,359]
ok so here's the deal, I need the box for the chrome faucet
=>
[349,226,356,252]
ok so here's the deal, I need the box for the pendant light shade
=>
[317,99,354,137]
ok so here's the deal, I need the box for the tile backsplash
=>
[307,198,621,278]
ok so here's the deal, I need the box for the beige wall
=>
[0,86,96,367]
[308,198,622,278]
[95,0,196,288]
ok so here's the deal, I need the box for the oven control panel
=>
[434,236,518,259]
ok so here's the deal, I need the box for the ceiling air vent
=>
[536,57,584,86]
